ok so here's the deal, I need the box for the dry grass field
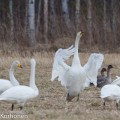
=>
[0,52,120,120]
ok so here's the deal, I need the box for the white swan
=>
[0,60,22,94]
[101,84,120,110]
[0,58,39,110]
[51,32,104,101]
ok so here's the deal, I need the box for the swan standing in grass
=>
[0,60,22,94]
[51,31,104,101]
[101,84,120,110]
[0,58,39,110]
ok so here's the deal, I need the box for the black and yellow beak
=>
[81,31,84,35]
[17,64,23,68]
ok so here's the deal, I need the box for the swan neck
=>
[9,64,19,86]
[29,61,38,92]
[72,34,81,67]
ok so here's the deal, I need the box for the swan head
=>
[30,58,36,65]
[12,60,22,68]
[77,31,83,38]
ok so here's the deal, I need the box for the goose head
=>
[108,65,113,70]
[101,68,107,76]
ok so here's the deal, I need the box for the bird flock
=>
[0,31,120,111]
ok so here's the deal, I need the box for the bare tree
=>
[75,0,80,32]
[43,0,48,44]
[87,0,93,47]
[61,0,71,31]
[27,0,35,47]
[111,0,117,47]
[36,0,41,36]
[103,0,107,45]
[49,0,56,37]
[9,0,14,41]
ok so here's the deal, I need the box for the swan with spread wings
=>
[51,32,104,101]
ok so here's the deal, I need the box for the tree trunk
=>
[111,0,117,47]
[9,0,14,42]
[87,0,93,47]
[49,0,56,38]
[61,0,71,32]
[103,0,107,46]
[75,0,80,32]
[27,0,35,47]
[36,0,41,36]
[43,0,48,44]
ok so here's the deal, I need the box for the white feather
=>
[51,45,75,81]
[84,53,104,87]
[0,58,39,109]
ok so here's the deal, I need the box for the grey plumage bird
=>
[97,65,113,88]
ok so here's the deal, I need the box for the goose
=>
[88,68,107,87]
[0,58,39,110]
[0,60,22,94]
[97,65,113,88]
[51,31,104,101]
[100,84,120,110]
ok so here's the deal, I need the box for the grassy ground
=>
[0,52,120,120]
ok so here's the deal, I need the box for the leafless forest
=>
[0,0,120,53]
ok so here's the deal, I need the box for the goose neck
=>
[107,68,111,83]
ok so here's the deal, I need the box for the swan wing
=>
[0,86,37,101]
[51,45,75,82]
[83,53,104,86]
[111,76,120,86]
[0,80,13,94]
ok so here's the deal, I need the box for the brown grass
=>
[0,52,120,120]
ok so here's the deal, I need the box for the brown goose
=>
[97,65,113,88]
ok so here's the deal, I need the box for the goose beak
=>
[18,64,23,68]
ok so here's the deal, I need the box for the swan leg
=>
[66,93,72,102]
[11,104,14,111]
[66,93,70,101]
[103,101,105,109]
[76,94,79,101]
[116,103,119,110]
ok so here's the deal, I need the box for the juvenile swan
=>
[0,60,22,94]
[0,58,39,110]
[51,32,104,101]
